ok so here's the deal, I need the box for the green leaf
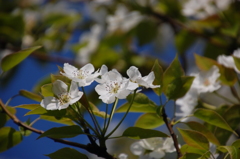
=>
[38,125,84,139]
[19,90,42,102]
[116,93,157,113]
[151,60,163,95]
[15,104,40,110]
[25,106,47,116]
[19,118,32,136]
[122,127,169,139]
[195,54,237,85]
[181,144,208,155]
[233,56,240,71]
[89,103,109,118]
[50,74,71,84]
[194,108,237,136]
[0,127,22,152]
[232,139,240,148]
[41,83,54,97]
[165,76,194,100]
[1,46,42,71]
[186,121,220,145]
[178,128,209,150]
[180,153,202,159]
[218,146,240,159]
[40,115,75,125]
[134,113,164,129]
[46,147,88,159]
[162,55,184,94]
[0,106,16,128]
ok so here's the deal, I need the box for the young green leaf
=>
[134,113,164,129]
[122,127,169,139]
[50,74,71,84]
[186,121,220,145]
[178,128,209,150]
[162,55,184,93]
[46,147,88,159]
[218,146,240,159]
[15,104,40,110]
[0,127,22,152]
[165,76,194,100]
[151,60,163,95]
[19,90,42,102]
[232,139,240,148]
[194,108,238,136]
[116,93,157,113]
[38,125,84,139]
[1,46,42,71]
[233,56,240,71]
[41,83,54,97]
[181,144,208,155]
[25,106,47,116]
[40,115,75,125]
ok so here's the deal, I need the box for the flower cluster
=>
[40,63,160,109]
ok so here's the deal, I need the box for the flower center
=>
[203,79,210,86]
[59,93,71,105]
[73,70,89,79]
[106,81,121,94]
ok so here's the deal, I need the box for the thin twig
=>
[162,107,182,159]
[0,99,116,159]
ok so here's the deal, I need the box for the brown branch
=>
[0,99,116,159]
[162,107,182,159]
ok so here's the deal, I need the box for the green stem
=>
[29,117,40,127]
[5,94,19,106]
[103,98,118,135]
[103,104,108,132]
[214,91,237,104]
[81,87,102,135]
[106,90,137,138]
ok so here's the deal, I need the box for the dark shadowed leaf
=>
[46,147,88,159]
[38,125,84,139]
[0,106,16,128]
[178,128,209,150]
[0,127,22,152]
[218,146,240,159]
[134,113,164,129]
[122,127,168,139]
[1,46,41,71]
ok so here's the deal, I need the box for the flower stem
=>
[106,90,137,138]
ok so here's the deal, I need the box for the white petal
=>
[52,80,68,96]
[62,63,78,78]
[118,153,128,159]
[127,66,141,81]
[40,96,59,110]
[163,138,175,153]
[143,72,155,84]
[126,81,139,90]
[59,103,70,110]
[95,84,108,96]
[149,149,165,159]
[81,63,94,73]
[99,94,116,104]
[100,64,108,75]
[69,81,79,95]
[69,92,83,105]
[116,89,131,99]
[130,142,144,156]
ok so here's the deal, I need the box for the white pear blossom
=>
[118,153,128,159]
[130,137,175,159]
[76,24,103,65]
[182,0,231,19]
[217,48,240,73]
[191,65,221,94]
[106,5,143,33]
[40,80,83,110]
[95,69,137,104]
[61,63,99,87]
[127,66,160,89]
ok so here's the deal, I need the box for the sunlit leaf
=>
[165,76,194,100]
[40,115,75,125]
[186,121,220,145]
[50,74,71,84]
[25,106,47,116]
[218,146,240,159]
[178,128,209,150]
[1,46,42,71]
[194,108,237,136]
[89,103,109,118]
[180,144,207,155]
[122,127,169,139]
[41,83,54,97]
[180,153,202,159]
[151,60,163,95]
[37,125,84,139]
[15,104,40,110]
[19,90,42,102]
[162,55,184,94]
[0,106,16,128]
[0,127,22,152]
[233,57,240,71]
[116,93,157,113]
[46,147,88,159]
[134,113,164,129]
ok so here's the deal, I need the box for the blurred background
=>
[0,0,240,158]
